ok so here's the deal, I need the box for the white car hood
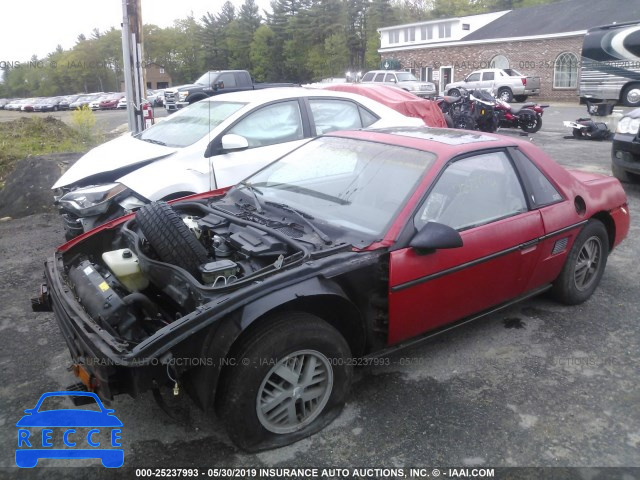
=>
[52,133,177,189]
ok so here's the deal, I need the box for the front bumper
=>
[612,133,640,175]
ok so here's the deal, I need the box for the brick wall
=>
[381,35,584,102]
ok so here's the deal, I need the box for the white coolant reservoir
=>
[102,249,149,292]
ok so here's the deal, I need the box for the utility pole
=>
[121,0,146,133]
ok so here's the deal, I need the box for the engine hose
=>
[123,292,160,321]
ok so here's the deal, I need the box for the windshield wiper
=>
[238,181,264,213]
[266,201,332,245]
[141,138,167,146]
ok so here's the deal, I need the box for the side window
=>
[384,73,396,82]
[359,107,379,127]
[483,72,495,81]
[309,99,378,134]
[374,73,385,82]
[217,73,237,88]
[511,149,563,207]
[467,73,481,82]
[361,72,375,82]
[415,151,527,231]
[228,101,303,148]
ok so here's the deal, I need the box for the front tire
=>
[454,113,476,130]
[551,220,609,305]
[448,88,461,97]
[611,160,632,182]
[218,312,352,452]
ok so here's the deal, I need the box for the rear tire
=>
[498,88,513,103]
[521,114,542,133]
[551,220,609,305]
[218,312,352,452]
[448,89,461,97]
[136,201,208,278]
[514,95,528,102]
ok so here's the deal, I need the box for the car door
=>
[480,71,496,92]
[211,99,309,188]
[387,150,545,345]
[464,72,482,90]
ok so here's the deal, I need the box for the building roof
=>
[464,0,640,41]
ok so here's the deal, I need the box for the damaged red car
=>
[34,127,629,451]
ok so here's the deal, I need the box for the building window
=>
[389,30,400,44]
[554,52,579,88]
[421,25,433,40]
[438,22,452,38]
[490,55,509,69]
[405,28,415,42]
[159,68,165,74]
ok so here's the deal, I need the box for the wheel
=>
[497,87,513,103]
[611,160,632,182]
[514,95,528,102]
[521,114,542,133]
[622,83,640,107]
[218,312,352,451]
[453,113,476,130]
[53,106,58,111]
[447,88,461,97]
[551,219,609,305]
[572,128,584,139]
[136,201,208,278]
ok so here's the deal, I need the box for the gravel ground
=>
[0,105,638,479]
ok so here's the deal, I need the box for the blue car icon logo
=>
[16,391,123,468]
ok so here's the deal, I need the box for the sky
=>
[0,0,273,63]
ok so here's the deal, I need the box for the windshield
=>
[137,100,246,148]
[504,68,523,77]
[242,136,436,239]
[396,72,419,82]
[195,71,218,86]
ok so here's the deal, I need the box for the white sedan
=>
[53,87,425,238]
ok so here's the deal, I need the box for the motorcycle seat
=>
[443,96,462,104]
[510,102,536,114]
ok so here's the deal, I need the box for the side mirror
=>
[409,222,463,254]
[463,77,469,82]
[212,81,224,91]
[204,134,249,158]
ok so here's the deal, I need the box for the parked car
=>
[53,87,424,239]
[89,94,112,110]
[5,99,27,111]
[58,95,81,111]
[116,97,127,109]
[70,93,103,110]
[35,126,629,452]
[321,83,447,127]
[0,98,10,109]
[33,96,64,112]
[360,70,437,99]
[147,89,165,106]
[164,69,297,112]
[99,93,125,110]
[445,68,541,103]
[21,98,40,112]
[611,107,640,182]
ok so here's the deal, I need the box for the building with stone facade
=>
[378,0,639,101]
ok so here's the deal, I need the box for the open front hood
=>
[52,133,177,189]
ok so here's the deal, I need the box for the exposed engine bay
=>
[59,198,322,344]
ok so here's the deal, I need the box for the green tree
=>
[250,25,277,81]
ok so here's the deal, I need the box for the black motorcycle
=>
[436,88,498,133]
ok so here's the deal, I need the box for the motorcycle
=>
[563,118,611,140]
[436,88,498,132]
[494,98,548,133]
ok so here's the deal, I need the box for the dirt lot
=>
[0,105,639,479]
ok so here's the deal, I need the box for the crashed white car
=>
[53,87,424,239]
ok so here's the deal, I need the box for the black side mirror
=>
[410,222,463,254]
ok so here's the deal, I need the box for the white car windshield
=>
[395,72,419,82]
[244,136,436,238]
[136,100,246,148]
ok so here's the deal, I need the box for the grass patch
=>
[0,116,98,187]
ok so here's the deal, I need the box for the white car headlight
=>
[59,183,128,216]
[178,91,189,101]
[617,117,640,134]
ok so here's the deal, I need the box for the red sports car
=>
[35,127,629,451]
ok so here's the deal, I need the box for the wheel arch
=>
[591,211,615,251]
[188,94,207,104]
[184,277,366,411]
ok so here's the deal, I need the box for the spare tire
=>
[136,201,208,278]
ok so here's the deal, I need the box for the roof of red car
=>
[330,127,520,157]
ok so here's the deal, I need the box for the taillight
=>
[521,78,527,86]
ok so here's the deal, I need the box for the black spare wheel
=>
[136,201,208,278]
